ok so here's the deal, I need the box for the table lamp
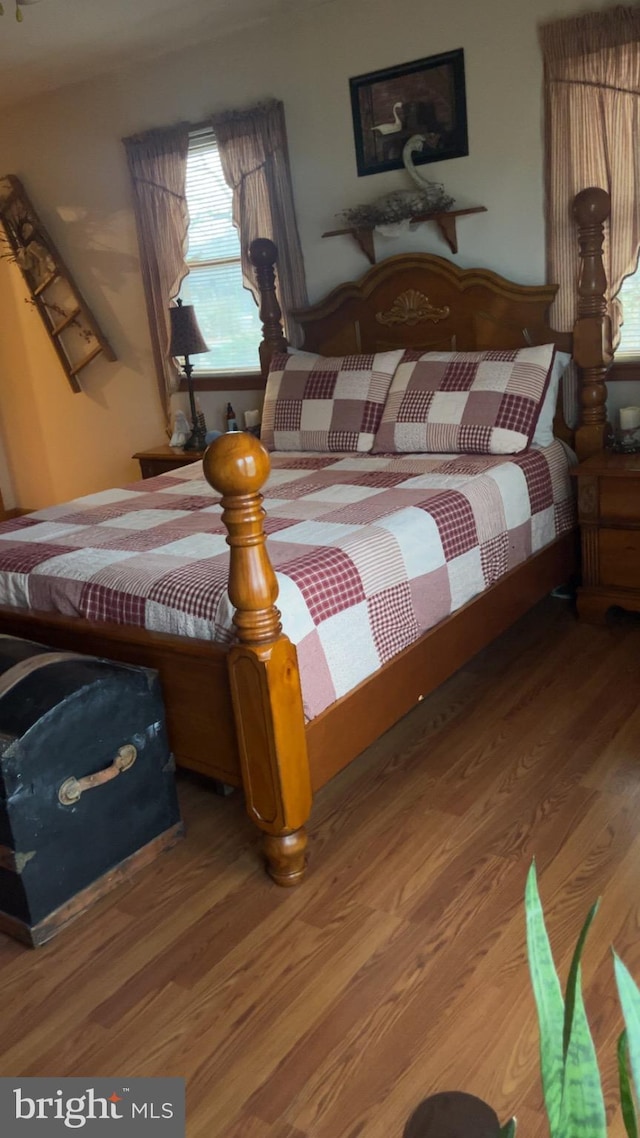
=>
[168,299,209,451]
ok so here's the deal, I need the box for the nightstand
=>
[133,445,205,479]
[571,450,640,622]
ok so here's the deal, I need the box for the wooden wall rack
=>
[322,206,487,265]
[0,175,115,393]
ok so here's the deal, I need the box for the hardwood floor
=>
[1,597,640,1137]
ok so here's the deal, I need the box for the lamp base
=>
[184,427,207,450]
[184,411,208,452]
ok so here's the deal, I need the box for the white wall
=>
[0,0,632,507]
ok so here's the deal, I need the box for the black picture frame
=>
[349,48,469,178]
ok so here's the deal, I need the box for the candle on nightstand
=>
[619,406,640,430]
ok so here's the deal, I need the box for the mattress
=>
[0,442,576,721]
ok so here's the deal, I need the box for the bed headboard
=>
[291,254,572,360]
[295,254,575,444]
[250,186,613,457]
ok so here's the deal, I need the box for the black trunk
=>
[0,637,182,944]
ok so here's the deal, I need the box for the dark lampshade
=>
[168,299,209,452]
[169,301,208,358]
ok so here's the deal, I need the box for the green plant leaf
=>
[618,1029,638,1138]
[558,964,607,1138]
[525,862,565,1138]
[563,898,600,1060]
[499,1118,517,1138]
[615,954,640,1108]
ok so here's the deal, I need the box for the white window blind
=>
[179,130,262,374]
[616,272,640,359]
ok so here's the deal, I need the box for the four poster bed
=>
[0,188,612,885]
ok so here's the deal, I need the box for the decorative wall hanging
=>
[349,48,469,178]
[0,0,45,22]
[0,175,116,392]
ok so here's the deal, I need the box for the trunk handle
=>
[58,744,137,806]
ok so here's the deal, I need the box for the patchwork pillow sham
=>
[261,349,404,452]
[372,344,556,455]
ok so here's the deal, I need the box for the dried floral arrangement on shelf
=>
[338,185,455,230]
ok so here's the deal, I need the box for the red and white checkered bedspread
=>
[0,441,575,721]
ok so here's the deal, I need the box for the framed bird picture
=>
[349,49,469,178]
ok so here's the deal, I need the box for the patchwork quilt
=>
[0,442,575,721]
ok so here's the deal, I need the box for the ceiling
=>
[0,0,312,109]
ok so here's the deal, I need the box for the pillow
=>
[561,357,579,431]
[372,344,556,455]
[261,349,404,452]
[532,351,571,447]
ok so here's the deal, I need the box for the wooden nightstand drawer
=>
[571,451,640,622]
[133,446,205,479]
[600,476,640,522]
[599,529,640,589]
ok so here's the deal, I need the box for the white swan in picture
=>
[371,102,403,136]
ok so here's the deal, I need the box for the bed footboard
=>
[203,432,313,886]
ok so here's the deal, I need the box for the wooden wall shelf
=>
[322,206,487,265]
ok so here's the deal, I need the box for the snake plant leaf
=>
[525,862,565,1138]
[563,898,600,1060]
[615,953,640,1106]
[558,963,607,1138]
[499,1117,517,1138]
[618,1029,638,1138]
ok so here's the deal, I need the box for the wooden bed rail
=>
[573,186,613,459]
[203,431,312,886]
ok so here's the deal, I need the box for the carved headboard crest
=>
[375,290,450,328]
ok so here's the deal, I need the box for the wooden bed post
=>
[249,238,288,380]
[573,187,613,459]
[203,432,312,886]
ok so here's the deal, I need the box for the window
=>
[179,130,262,375]
[616,273,640,360]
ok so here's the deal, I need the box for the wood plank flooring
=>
[2,597,640,1136]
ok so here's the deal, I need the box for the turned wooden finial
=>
[249,237,287,379]
[572,187,613,458]
[573,186,611,231]
[203,427,270,497]
[250,236,279,271]
[203,431,281,645]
